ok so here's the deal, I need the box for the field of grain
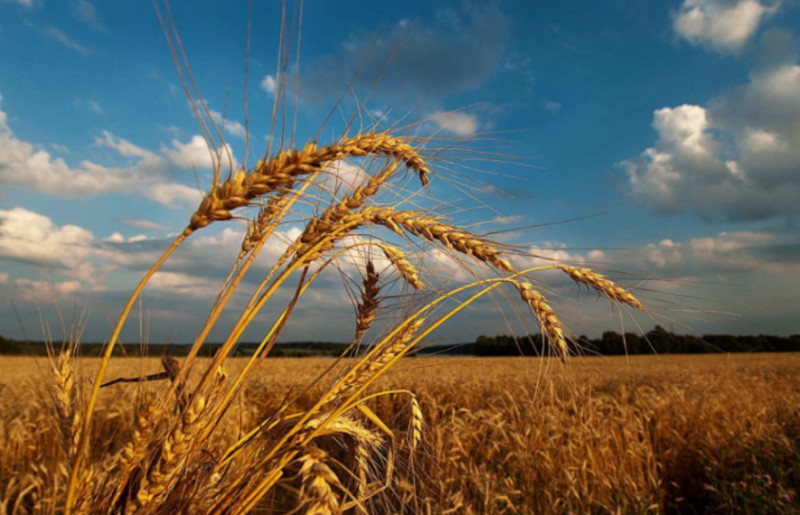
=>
[2,353,798,514]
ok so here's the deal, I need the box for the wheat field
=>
[2,353,798,514]
[3,4,797,514]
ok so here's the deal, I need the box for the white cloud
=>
[42,26,89,54]
[87,100,104,114]
[544,100,562,113]
[147,271,223,298]
[672,0,781,53]
[49,143,71,154]
[104,232,124,243]
[261,75,277,94]
[0,94,229,205]
[95,130,159,162]
[145,183,199,207]
[0,207,95,269]
[431,111,480,136]
[208,110,248,140]
[321,159,368,193]
[103,232,149,244]
[621,43,800,221]
[13,278,84,301]
[72,0,107,33]
[161,135,239,170]
[123,218,165,230]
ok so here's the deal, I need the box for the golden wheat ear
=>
[298,448,342,515]
[559,266,645,310]
[379,244,424,291]
[513,281,569,361]
[187,133,431,234]
[354,261,381,342]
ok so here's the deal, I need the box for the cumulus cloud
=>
[672,0,781,53]
[13,278,84,301]
[148,271,224,298]
[621,32,800,221]
[4,203,800,340]
[430,111,480,136]
[208,110,248,140]
[297,4,509,103]
[0,93,230,205]
[613,230,800,276]
[0,207,95,269]
[261,75,276,94]
[161,135,239,170]
[0,206,302,292]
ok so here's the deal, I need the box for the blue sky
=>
[1,0,799,344]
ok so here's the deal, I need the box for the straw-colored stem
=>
[65,233,186,515]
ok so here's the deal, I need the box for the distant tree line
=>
[467,325,800,356]
[2,326,799,357]
[0,336,349,357]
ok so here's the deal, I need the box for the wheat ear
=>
[513,282,569,360]
[187,133,429,234]
[355,261,380,342]
[110,394,159,507]
[379,244,424,291]
[298,448,342,515]
[370,209,515,273]
[409,395,423,451]
[52,351,81,465]
[134,367,225,512]
[355,439,370,500]
[292,162,400,265]
[558,265,645,310]
[239,195,287,261]
[327,318,425,406]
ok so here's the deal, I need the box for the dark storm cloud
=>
[297,5,510,104]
